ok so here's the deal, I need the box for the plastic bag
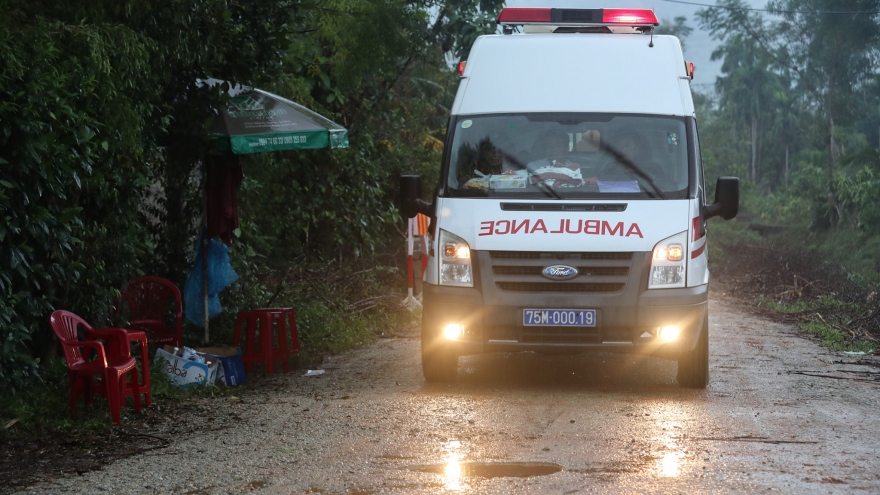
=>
[184,231,239,326]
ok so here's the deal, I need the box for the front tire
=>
[677,314,709,388]
[421,319,458,383]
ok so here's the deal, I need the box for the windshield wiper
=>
[599,144,665,199]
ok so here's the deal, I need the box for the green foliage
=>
[705,217,760,263]
[759,293,876,352]
[0,358,117,434]
[0,7,158,384]
[698,0,880,228]
[0,0,300,389]
[655,16,693,50]
[424,0,505,59]
[0,0,524,415]
[799,321,876,352]
[837,147,880,235]
[760,294,877,352]
[236,0,456,263]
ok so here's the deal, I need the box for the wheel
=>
[677,314,709,388]
[421,319,458,382]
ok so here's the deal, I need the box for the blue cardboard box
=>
[196,347,246,386]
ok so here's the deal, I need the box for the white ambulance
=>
[400,7,739,388]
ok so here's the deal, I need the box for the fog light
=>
[659,326,680,342]
[443,324,464,340]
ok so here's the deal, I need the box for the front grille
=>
[485,250,634,294]
[496,282,625,293]
[493,266,629,277]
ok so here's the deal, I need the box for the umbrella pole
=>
[203,234,209,344]
[203,158,210,344]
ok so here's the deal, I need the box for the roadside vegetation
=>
[710,219,879,354]
[695,0,880,354]
[1,0,879,464]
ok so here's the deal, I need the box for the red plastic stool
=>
[233,308,300,375]
[261,307,300,357]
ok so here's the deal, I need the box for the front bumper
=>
[421,282,707,358]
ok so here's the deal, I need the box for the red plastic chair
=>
[116,276,183,348]
[49,310,141,426]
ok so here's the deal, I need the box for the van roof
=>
[454,34,693,117]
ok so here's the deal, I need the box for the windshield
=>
[445,113,690,199]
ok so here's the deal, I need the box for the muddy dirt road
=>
[18,293,880,494]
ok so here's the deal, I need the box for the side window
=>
[694,120,705,199]
[694,120,708,238]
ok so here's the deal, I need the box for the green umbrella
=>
[193,79,349,344]
[205,78,349,154]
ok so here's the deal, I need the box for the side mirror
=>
[705,176,739,220]
[400,175,422,219]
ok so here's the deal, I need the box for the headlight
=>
[439,229,473,287]
[443,324,464,340]
[648,231,687,289]
[659,325,681,342]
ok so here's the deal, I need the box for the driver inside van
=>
[601,132,660,179]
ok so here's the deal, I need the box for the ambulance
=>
[400,7,739,388]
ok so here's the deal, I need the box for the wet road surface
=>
[24,294,880,494]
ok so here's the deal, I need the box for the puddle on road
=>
[410,461,562,478]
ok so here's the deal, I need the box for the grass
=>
[800,321,876,353]
[0,348,238,440]
[755,294,877,353]
[1,358,121,437]
[758,294,860,315]
[714,209,880,355]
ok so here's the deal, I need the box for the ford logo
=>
[542,265,578,280]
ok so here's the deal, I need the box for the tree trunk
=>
[756,118,762,185]
[826,82,837,228]
[750,116,758,182]
[827,113,837,228]
[784,145,789,188]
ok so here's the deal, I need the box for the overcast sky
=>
[502,0,768,92]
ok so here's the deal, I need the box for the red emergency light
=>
[497,8,658,27]
[496,8,551,24]
[686,61,695,79]
[602,9,659,26]
[458,61,467,76]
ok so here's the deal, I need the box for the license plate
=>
[523,309,596,327]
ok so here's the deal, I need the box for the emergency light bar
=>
[497,8,659,27]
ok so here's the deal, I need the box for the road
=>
[21,292,880,494]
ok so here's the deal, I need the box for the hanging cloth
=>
[206,155,243,245]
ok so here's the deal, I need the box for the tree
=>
[767,86,804,187]
[655,15,694,51]
[699,1,782,185]
[0,0,299,387]
[0,0,514,389]
[766,0,880,224]
[713,35,783,183]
